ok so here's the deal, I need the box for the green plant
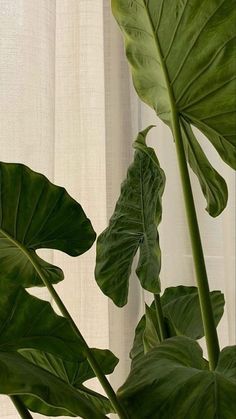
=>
[0,1,235,418]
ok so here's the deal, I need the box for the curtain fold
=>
[0,1,235,417]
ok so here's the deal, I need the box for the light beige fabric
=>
[0,1,235,418]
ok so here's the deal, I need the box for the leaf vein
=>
[177,35,236,105]
[171,0,226,86]
[180,75,236,111]
[163,0,189,61]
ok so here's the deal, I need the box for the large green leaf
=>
[0,280,118,417]
[161,286,224,338]
[18,348,118,416]
[95,127,165,306]
[119,337,236,419]
[130,286,224,363]
[0,351,110,419]
[0,162,96,287]
[0,279,84,360]
[112,0,236,216]
[20,348,118,389]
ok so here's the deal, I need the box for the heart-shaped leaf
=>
[119,337,236,419]
[95,127,165,306]
[0,162,96,287]
[112,0,236,216]
[130,286,224,363]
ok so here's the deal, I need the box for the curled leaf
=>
[95,127,165,306]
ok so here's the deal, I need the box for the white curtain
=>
[0,1,235,418]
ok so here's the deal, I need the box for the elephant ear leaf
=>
[119,337,236,419]
[95,126,165,306]
[130,286,224,364]
[161,286,225,339]
[0,162,96,287]
[112,0,236,216]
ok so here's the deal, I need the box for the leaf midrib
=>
[141,0,178,124]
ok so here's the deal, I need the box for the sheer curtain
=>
[0,1,235,418]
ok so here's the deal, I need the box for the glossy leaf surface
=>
[130,286,224,363]
[95,127,165,306]
[112,0,236,216]
[119,337,236,419]
[0,162,96,287]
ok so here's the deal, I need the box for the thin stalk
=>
[10,396,33,419]
[26,252,129,419]
[154,294,167,341]
[171,110,220,370]
[0,228,128,418]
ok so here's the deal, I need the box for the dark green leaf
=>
[19,348,118,417]
[130,286,224,363]
[112,0,236,216]
[95,127,165,306]
[20,348,118,389]
[0,280,118,417]
[0,162,96,287]
[143,303,160,353]
[161,286,225,339]
[0,352,109,419]
[130,315,146,363]
[119,337,236,419]
[0,279,84,360]
[216,345,236,382]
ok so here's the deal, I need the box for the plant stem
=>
[154,294,167,341]
[0,229,128,417]
[144,2,220,370]
[10,396,33,419]
[28,255,129,419]
[171,111,220,370]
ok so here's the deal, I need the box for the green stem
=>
[0,228,128,417]
[10,396,33,419]
[154,294,167,341]
[171,111,220,370]
[142,5,220,369]
[27,252,129,419]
